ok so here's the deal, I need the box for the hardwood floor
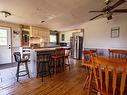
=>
[0,59,96,95]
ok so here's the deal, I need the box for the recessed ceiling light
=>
[41,21,45,23]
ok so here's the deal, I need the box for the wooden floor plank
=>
[0,59,96,95]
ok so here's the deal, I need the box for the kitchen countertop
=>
[32,46,70,52]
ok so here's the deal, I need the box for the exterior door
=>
[0,27,12,64]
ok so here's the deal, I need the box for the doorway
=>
[0,27,12,64]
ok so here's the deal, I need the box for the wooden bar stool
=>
[14,52,30,82]
[51,48,65,73]
[64,48,71,70]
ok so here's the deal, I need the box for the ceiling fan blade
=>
[110,0,126,10]
[113,9,127,13]
[90,14,103,21]
[89,10,104,13]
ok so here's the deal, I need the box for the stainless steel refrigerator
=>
[70,36,83,60]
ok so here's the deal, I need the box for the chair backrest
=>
[90,49,98,56]
[64,48,71,57]
[14,52,21,62]
[108,49,127,61]
[82,49,97,62]
[54,48,65,56]
[92,56,127,95]
[37,52,51,63]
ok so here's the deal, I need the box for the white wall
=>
[80,14,127,50]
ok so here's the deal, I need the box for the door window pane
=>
[0,29,7,45]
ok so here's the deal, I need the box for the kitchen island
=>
[30,47,70,76]
[30,48,56,76]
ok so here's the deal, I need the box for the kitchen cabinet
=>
[30,26,39,37]
[21,25,30,46]
[30,26,50,42]
[30,27,45,36]
[21,25,50,42]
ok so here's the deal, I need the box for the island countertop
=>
[32,47,70,52]
[32,47,56,52]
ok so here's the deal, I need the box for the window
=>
[0,29,7,45]
[50,35,56,42]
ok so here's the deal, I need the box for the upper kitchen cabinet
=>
[21,25,31,32]
[30,26,50,42]
[30,26,39,37]
[21,25,30,46]
[21,25,50,46]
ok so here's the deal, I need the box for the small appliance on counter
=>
[59,42,67,47]
[20,47,31,61]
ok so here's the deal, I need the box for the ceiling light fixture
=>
[0,11,11,18]
[41,21,45,23]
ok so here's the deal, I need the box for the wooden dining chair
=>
[92,56,127,95]
[108,49,127,61]
[81,49,98,95]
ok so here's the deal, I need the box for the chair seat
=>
[21,59,28,62]
[81,61,93,68]
[64,55,69,58]
[51,55,61,59]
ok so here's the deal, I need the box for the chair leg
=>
[56,59,59,73]
[67,57,70,70]
[48,62,51,78]
[41,62,43,82]
[87,68,92,95]
[25,62,30,78]
[16,62,20,82]
[60,58,63,72]
[37,62,40,78]
[63,57,65,71]
[83,75,89,89]
[51,59,55,74]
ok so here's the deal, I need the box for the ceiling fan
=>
[0,11,11,18]
[89,0,127,21]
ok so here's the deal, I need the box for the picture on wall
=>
[111,27,120,38]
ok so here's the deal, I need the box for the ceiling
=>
[0,0,127,31]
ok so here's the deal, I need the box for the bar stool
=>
[14,52,30,82]
[37,52,52,82]
[51,48,65,73]
[64,48,71,70]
